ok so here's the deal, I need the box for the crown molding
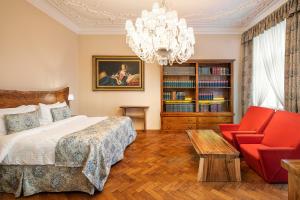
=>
[26,0,80,33]
[78,26,244,35]
[243,0,287,31]
[27,0,285,35]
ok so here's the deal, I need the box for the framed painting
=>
[92,56,144,91]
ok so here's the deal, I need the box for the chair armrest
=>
[219,124,240,132]
[236,134,264,144]
[258,146,300,181]
[231,131,257,137]
[231,131,258,148]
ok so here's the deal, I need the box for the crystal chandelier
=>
[125,1,195,66]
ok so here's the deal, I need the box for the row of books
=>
[163,92,186,100]
[199,67,230,75]
[163,80,196,88]
[164,67,195,75]
[199,103,226,112]
[199,92,214,100]
[198,80,229,87]
[165,103,195,112]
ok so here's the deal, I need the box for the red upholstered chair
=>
[219,106,275,148]
[237,111,300,183]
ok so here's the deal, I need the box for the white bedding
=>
[0,115,107,165]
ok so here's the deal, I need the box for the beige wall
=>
[78,34,241,129]
[0,0,79,112]
[0,0,242,129]
[78,35,160,130]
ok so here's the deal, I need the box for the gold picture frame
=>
[92,56,144,91]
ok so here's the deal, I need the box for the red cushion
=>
[240,144,264,177]
[222,131,233,143]
[239,106,274,132]
[262,111,300,148]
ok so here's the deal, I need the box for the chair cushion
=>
[239,106,274,132]
[240,144,265,177]
[262,111,300,148]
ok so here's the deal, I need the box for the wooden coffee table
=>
[186,129,241,182]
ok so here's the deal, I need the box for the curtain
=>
[252,20,286,109]
[242,1,292,44]
[285,10,300,112]
[241,0,300,115]
[252,38,270,106]
[241,40,253,116]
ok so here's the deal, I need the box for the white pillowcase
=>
[38,102,67,125]
[0,105,38,136]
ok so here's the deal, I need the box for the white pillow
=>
[0,105,38,136]
[38,102,67,125]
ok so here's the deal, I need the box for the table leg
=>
[144,109,146,131]
[197,156,241,182]
[198,157,207,182]
[234,158,241,182]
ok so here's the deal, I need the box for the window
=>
[252,20,286,109]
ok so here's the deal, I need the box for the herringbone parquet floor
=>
[0,131,288,200]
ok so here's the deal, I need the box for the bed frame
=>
[0,87,69,108]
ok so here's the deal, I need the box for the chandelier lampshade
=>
[125,2,195,66]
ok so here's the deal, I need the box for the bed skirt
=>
[0,165,95,197]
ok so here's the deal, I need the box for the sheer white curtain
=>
[252,20,286,109]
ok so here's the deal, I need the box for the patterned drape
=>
[241,0,300,115]
[285,1,300,112]
[241,40,253,116]
[242,1,292,44]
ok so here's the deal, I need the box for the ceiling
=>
[27,0,287,34]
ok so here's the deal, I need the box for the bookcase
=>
[161,59,234,132]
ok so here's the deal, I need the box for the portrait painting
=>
[92,56,144,91]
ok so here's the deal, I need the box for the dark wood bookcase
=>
[160,59,234,132]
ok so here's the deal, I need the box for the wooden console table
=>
[120,106,149,131]
[282,160,300,200]
[186,129,241,182]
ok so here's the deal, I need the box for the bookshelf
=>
[161,59,234,132]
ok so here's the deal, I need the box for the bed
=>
[0,87,136,197]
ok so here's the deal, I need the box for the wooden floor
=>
[0,131,288,200]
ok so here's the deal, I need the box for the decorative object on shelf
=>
[125,1,195,66]
[92,56,144,91]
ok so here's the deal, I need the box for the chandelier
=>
[125,1,195,66]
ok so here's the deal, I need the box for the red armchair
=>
[237,111,300,183]
[219,106,275,148]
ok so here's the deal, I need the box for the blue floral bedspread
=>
[0,116,136,197]
[55,116,137,190]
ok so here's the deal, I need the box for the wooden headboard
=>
[0,87,69,108]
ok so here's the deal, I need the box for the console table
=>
[120,106,149,131]
[282,160,300,200]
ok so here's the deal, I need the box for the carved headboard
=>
[0,87,69,109]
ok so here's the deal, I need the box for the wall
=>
[0,0,79,112]
[0,0,242,128]
[78,34,241,129]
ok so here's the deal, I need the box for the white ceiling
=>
[27,0,287,34]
